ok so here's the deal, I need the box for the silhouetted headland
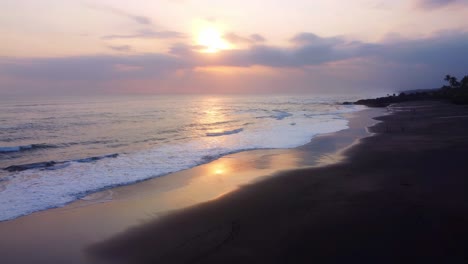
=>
[344,73,468,107]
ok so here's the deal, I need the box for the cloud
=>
[107,45,132,52]
[0,54,189,82]
[4,31,468,72]
[4,31,467,72]
[290,33,344,46]
[169,43,205,56]
[250,34,266,42]
[223,33,267,45]
[86,3,152,25]
[415,0,460,9]
[204,31,468,70]
[103,29,185,40]
[191,34,362,67]
[362,30,468,68]
[2,31,468,94]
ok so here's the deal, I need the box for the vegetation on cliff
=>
[348,74,468,107]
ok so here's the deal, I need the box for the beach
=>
[2,0,468,263]
[2,101,468,263]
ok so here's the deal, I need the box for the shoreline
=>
[0,106,378,223]
[0,104,368,223]
[0,107,383,264]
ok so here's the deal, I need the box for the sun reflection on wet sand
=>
[80,149,305,221]
[67,109,382,230]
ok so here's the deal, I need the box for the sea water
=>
[0,95,365,221]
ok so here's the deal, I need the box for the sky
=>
[1,0,468,96]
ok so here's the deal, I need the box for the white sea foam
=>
[271,110,293,120]
[206,128,244,137]
[0,96,366,221]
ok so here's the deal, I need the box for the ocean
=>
[0,95,365,221]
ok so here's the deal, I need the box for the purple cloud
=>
[107,45,132,52]
[290,33,344,46]
[415,0,460,9]
[103,29,185,40]
[0,54,189,82]
[223,33,267,45]
[250,34,266,42]
[86,4,152,25]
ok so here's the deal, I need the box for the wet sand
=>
[87,101,468,263]
[0,107,383,263]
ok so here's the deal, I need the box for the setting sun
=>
[197,28,230,53]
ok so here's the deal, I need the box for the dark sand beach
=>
[88,101,468,263]
[2,101,468,263]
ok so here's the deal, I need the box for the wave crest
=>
[0,144,57,153]
[3,153,119,172]
[206,128,244,137]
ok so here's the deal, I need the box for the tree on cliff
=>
[445,74,460,88]
[461,76,468,89]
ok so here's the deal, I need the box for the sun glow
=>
[197,28,230,53]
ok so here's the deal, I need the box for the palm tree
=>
[450,77,459,88]
[444,74,459,88]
